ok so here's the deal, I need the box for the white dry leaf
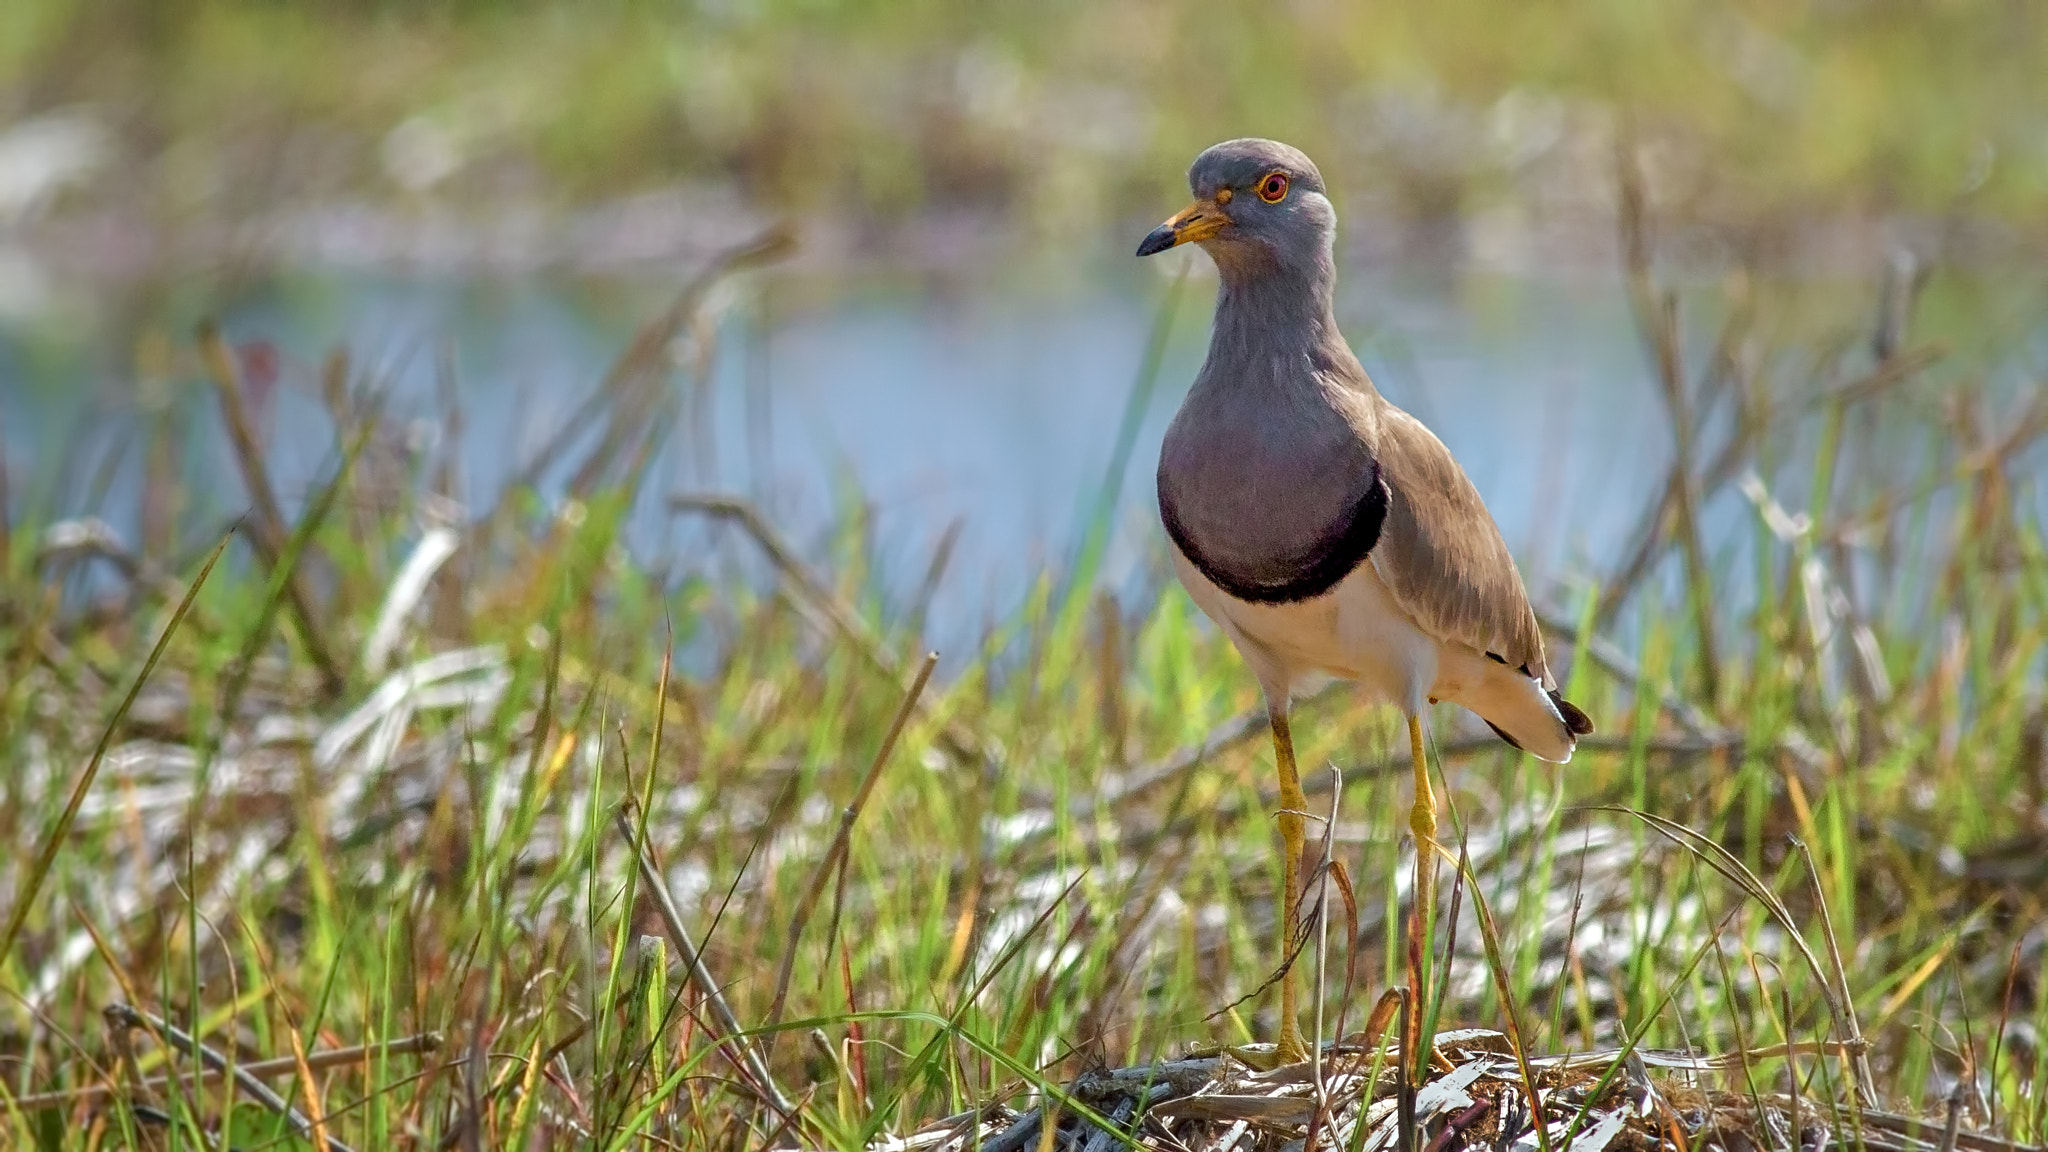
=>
[362,527,462,678]
[1362,1060,1489,1152]
[1738,470,1811,542]
[317,646,507,769]
[315,647,509,828]
[1559,1109,1629,1152]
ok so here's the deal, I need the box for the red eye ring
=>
[1257,172,1290,203]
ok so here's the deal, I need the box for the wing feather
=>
[1368,404,1550,683]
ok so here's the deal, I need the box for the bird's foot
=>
[1207,1042,1284,1071]
[1197,1037,1310,1071]
[1274,1025,1312,1067]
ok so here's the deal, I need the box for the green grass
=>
[2,224,2046,1149]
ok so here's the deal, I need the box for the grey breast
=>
[1157,370,1388,604]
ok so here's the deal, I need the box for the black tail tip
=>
[1550,690,1595,736]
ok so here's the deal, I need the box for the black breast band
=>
[1159,467,1389,604]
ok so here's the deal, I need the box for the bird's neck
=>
[1206,254,1350,385]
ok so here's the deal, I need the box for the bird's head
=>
[1135,138,1333,278]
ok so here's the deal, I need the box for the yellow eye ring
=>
[1257,171,1289,203]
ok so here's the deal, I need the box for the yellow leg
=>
[1270,709,1310,1064]
[1405,712,1437,1084]
[1407,713,1437,930]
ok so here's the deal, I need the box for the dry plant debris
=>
[894,1031,2044,1152]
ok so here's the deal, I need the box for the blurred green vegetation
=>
[5,0,2045,237]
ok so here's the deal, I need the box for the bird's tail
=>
[1463,668,1593,763]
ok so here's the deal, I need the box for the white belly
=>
[1171,549,1439,715]
[1171,546,1575,761]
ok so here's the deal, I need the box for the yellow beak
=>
[1135,200,1229,256]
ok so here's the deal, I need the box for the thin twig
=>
[1535,606,1711,738]
[1937,1080,1967,1152]
[1085,730,1761,863]
[512,225,795,497]
[0,532,230,963]
[1596,806,1872,1091]
[610,807,796,1120]
[1052,693,1806,856]
[104,1002,355,1152]
[7,1033,444,1110]
[1986,938,2024,1131]
[1311,763,1342,1116]
[1784,980,1804,1152]
[1794,838,1879,1108]
[1015,683,1352,823]
[1445,823,1548,1152]
[671,494,986,770]
[765,651,939,1038]
[1396,989,1416,1152]
[1592,323,1939,639]
[983,1108,1043,1152]
[1616,136,1719,699]
[197,323,346,696]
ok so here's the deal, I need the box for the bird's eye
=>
[1257,172,1290,203]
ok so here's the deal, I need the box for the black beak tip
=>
[1134,225,1178,258]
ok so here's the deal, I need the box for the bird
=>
[1135,138,1592,1064]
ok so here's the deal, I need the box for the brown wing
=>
[1368,401,1551,683]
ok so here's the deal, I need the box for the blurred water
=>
[0,251,1932,653]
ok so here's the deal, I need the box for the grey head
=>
[1135,138,1336,284]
